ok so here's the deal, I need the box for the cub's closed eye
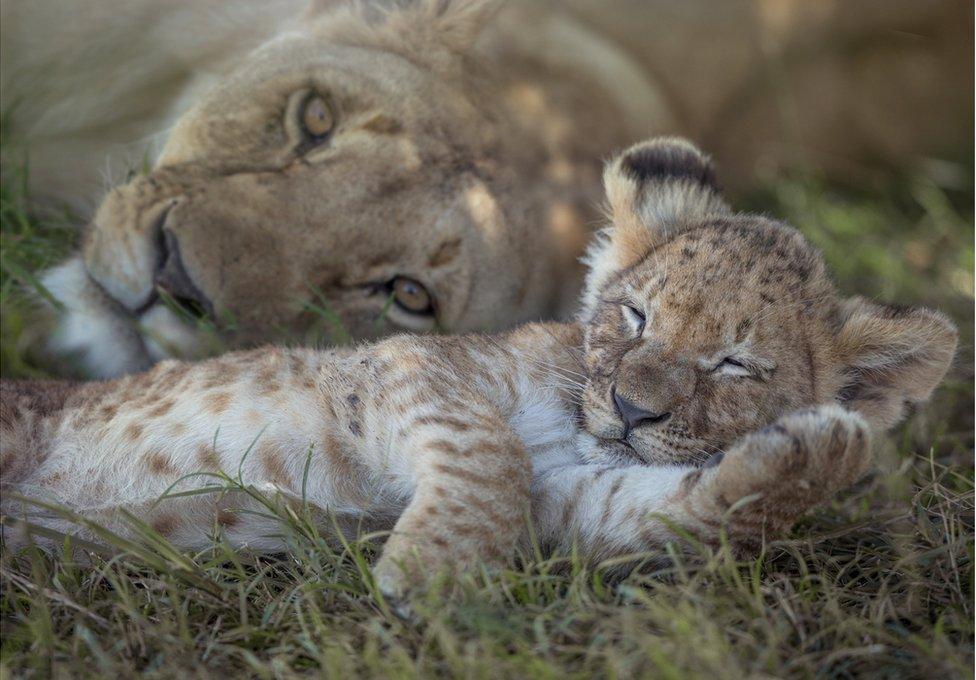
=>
[621,304,646,336]
[713,357,752,378]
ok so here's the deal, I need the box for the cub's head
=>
[578,138,957,465]
[43,0,593,378]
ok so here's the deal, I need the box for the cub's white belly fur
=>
[507,380,582,475]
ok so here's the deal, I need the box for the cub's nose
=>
[612,388,671,438]
[152,229,214,319]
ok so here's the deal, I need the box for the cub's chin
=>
[36,257,154,379]
[573,431,645,467]
[575,428,722,468]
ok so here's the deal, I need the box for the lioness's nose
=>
[153,229,213,318]
[612,388,671,438]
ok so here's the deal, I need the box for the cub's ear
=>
[834,297,958,430]
[580,137,729,316]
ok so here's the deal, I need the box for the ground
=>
[0,149,972,677]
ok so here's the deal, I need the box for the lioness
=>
[1,139,957,601]
[2,0,969,377]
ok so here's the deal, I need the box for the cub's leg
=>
[530,405,872,561]
[1,379,82,486]
[373,407,532,601]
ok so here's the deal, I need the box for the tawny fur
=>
[3,0,968,378]
[1,139,957,600]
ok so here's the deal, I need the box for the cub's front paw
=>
[712,404,872,529]
[372,552,459,620]
[372,557,419,619]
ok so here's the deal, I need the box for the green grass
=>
[0,158,972,677]
[0,160,75,379]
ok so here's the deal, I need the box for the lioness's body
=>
[2,0,658,215]
[4,0,970,212]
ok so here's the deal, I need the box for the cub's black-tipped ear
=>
[580,138,729,316]
[618,139,718,186]
[834,297,958,430]
[603,138,729,262]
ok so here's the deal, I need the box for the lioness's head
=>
[577,138,957,464]
[43,0,595,377]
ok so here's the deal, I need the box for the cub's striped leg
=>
[527,462,693,563]
[372,408,532,601]
[529,404,871,563]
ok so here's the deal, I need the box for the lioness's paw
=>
[715,404,872,518]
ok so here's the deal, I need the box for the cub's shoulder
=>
[502,322,583,351]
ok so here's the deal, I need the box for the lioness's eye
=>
[391,277,433,315]
[300,94,334,139]
[621,304,646,336]
[713,357,752,378]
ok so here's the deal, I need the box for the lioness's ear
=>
[314,0,502,58]
[580,137,729,315]
[834,297,957,430]
[419,0,504,52]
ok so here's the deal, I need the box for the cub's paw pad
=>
[719,404,872,508]
[771,404,871,478]
[373,559,411,598]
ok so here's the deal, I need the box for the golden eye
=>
[301,95,334,138]
[391,277,433,314]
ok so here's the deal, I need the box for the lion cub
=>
[1,139,956,600]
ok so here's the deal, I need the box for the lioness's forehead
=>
[207,37,425,109]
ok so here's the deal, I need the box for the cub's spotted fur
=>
[1,139,957,600]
